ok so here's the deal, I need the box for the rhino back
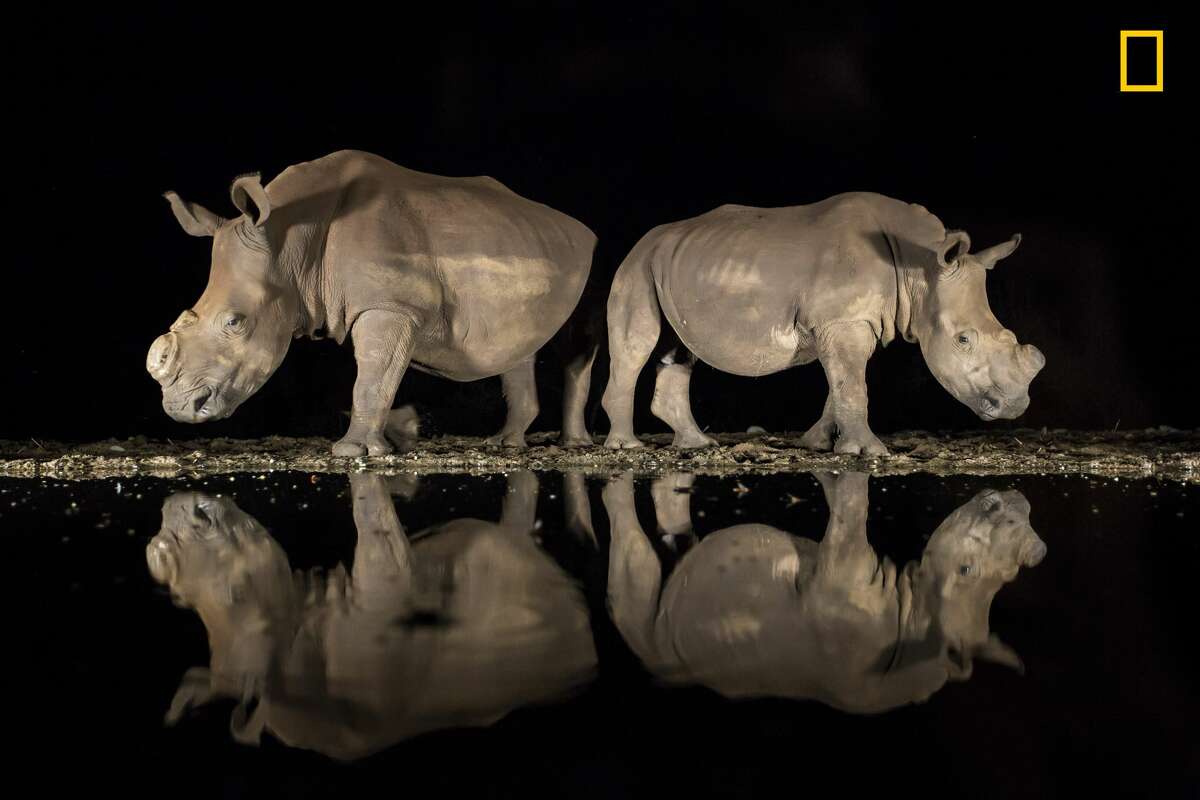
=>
[268,151,595,377]
[645,193,924,374]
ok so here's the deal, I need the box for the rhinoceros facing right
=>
[605,471,1047,713]
[601,193,1046,454]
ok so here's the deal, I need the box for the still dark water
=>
[4,469,1196,797]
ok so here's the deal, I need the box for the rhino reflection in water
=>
[146,472,597,761]
[605,471,1046,712]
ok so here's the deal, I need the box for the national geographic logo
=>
[1120,30,1164,92]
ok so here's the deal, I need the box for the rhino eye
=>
[959,564,974,576]
[224,314,247,332]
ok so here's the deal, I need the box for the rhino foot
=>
[800,422,835,451]
[671,431,717,449]
[604,432,645,449]
[485,431,528,448]
[333,434,394,457]
[833,432,889,457]
[558,432,595,448]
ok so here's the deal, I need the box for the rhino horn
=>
[164,667,216,725]
[975,233,1022,270]
[230,173,271,227]
[974,633,1025,675]
[164,191,224,237]
[230,697,268,745]
[935,230,972,269]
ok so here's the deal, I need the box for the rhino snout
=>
[979,392,1029,421]
[147,333,181,386]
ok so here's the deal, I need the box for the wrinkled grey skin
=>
[147,150,598,454]
[147,472,596,761]
[604,471,1046,713]
[602,193,1046,454]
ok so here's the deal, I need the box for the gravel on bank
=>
[2,427,1197,482]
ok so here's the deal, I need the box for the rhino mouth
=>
[165,384,236,423]
[192,387,215,417]
[976,390,1029,421]
[977,394,1002,421]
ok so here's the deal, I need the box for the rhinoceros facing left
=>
[147,150,598,455]
[601,193,1046,454]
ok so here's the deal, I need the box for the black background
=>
[6,2,1189,443]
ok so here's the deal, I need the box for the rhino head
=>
[147,492,300,723]
[916,232,1046,421]
[146,175,299,423]
[907,487,1046,679]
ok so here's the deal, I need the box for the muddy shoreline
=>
[2,428,1197,482]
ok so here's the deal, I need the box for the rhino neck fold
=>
[890,562,933,670]
[275,217,344,344]
[886,233,930,346]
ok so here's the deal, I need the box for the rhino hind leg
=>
[486,356,539,448]
[801,321,888,457]
[651,472,698,552]
[602,253,663,449]
[651,348,716,449]
[560,344,599,447]
[563,471,597,546]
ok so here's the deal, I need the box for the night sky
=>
[6,3,1187,442]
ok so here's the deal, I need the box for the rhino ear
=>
[975,233,1022,270]
[974,633,1025,675]
[935,230,972,270]
[230,173,271,227]
[164,191,224,237]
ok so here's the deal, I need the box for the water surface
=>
[4,470,1195,796]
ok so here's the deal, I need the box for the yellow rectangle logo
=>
[1120,30,1164,92]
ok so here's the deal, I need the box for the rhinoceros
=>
[604,471,1046,712]
[147,150,599,455]
[601,193,1046,454]
[146,471,597,761]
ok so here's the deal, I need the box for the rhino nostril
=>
[192,388,213,416]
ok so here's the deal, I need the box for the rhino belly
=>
[413,254,589,381]
[658,273,815,377]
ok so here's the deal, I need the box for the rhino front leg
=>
[486,356,539,448]
[349,472,414,611]
[500,469,540,530]
[334,309,419,457]
[651,348,716,449]
[803,321,888,456]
